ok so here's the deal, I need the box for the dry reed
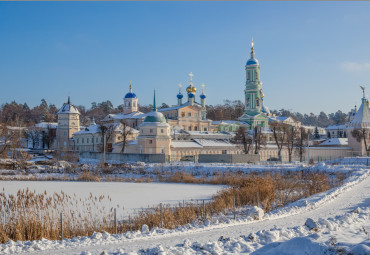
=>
[0,170,347,243]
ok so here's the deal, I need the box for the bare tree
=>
[24,127,42,148]
[294,127,307,162]
[253,126,266,154]
[351,128,370,155]
[42,124,56,149]
[118,120,133,153]
[271,122,287,161]
[98,123,114,153]
[0,122,11,157]
[286,126,298,162]
[231,126,252,154]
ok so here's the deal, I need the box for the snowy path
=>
[8,168,368,255]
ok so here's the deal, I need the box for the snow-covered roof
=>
[35,122,58,129]
[171,141,203,148]
[193,139,235,147]
[73,122,139,136]
[349,97,370,127]
[158,101,202,112]
[212,120,242,125]
[57,103,80,115]
[103,111,147,122]
[319,138,348,146]
[113,111,146,120]
[326,124,346,130]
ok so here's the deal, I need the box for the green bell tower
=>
[239,39,269,129]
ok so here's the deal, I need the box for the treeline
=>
[0,99,351,128]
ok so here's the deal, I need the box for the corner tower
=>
[56,96,80,151]
[239,39,269,129]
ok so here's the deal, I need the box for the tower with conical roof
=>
[239,39,269,129]
[56,96,80,151]
[123,82,138,114]
[137,90,171,155]
[347,86,370,155]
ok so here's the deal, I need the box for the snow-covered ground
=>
[0,181,223,217]
[1,164,369,254]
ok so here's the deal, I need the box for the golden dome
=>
[186,82,197,93]
[261,91,264,98]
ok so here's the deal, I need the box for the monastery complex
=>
[31,41,370,162]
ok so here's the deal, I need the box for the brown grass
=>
[0,170,347,243]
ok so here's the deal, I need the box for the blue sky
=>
[1,2,370,114]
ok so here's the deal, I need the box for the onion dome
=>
[186,72,197,93]
[144,90,167,123]
[186,84,197,93]
[177,83,183,99]
[200,83,206,99]
[246,38,259,66]
[188,92,195,98]
[124,82,137,99]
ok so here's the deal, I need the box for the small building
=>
[326,124,347,138]
[73,119,139,153]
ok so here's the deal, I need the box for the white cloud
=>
[341,61,370,72]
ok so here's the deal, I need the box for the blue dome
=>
[188,92,195,98]
[200,94,206,99]
[246,58,259,66]
[124,92,137,99]
[177,93,183,99]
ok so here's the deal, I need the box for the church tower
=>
[200,83,207,120]
[137,91,171,155]
[239,39,269,129]
[123,82,138,114]
[186,72,196,105]
[56,96,80,151]
[177,83,184,106]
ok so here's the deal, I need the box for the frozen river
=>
[0,181,224,217]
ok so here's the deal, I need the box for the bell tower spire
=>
[239,39,268,129]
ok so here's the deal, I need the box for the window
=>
[149,140,153,144]
[101,137,103,143]
[222,150,227,154]
[204,127,207,131]
[150,129,153,133]
[194,126,198,131]
[77,138,79,144]
[87,138,89,144]
[82,138,84,144]
[161,129,164,133]
[96,137,98,143]
[188,126,192,131]
[188,113,191,117]
[181,112,185,117]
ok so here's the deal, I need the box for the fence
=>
[79,152,167,163]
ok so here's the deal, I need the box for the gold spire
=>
[129,81,132,93]
[178,83,182,93]
[201,83,205,94]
